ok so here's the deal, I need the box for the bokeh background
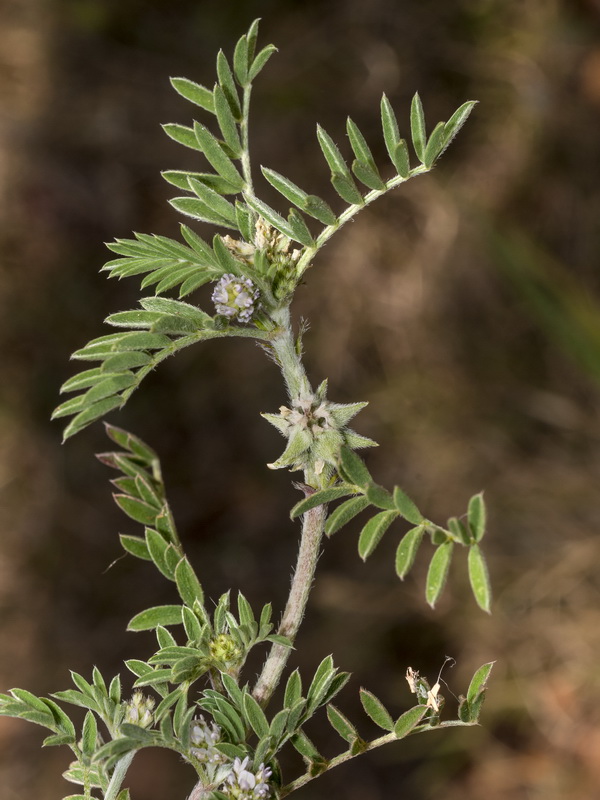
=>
[2,0,600,798]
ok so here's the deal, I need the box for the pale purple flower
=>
[211,273,259,323]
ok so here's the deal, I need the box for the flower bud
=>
[209,633,242,666]
[124,691,155,729]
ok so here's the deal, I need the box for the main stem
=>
[252,306,326,705]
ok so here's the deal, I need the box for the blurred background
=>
[2,0,600,797]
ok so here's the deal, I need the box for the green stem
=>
[295,165,430,278]
[104,751,135,800]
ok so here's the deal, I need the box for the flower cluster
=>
[224,756,273,800]
[212,274,260,323]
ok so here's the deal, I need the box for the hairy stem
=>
[253,305,327,704]
[253,501,327,705]
[269,307,312,401]
[104,751,135,800]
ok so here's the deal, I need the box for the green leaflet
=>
[393,486,423,524]
[162,123,203,151]
[193,122,245,189]
[442,100,478,149]
[365,482,395,510]
[325,495,370,537]
[244,194,296,241]
[358,510,397,560]
[248,44,278,83]
[425,542,454,608]
[346,117,377,170]
[213,84,242,155]
[359,689,394,731]
[261,168,336,226]
[63,396,123,441]
[467,492,487,541]
[284,669,302,708]
[410,92,426,162]
[216,50,242,119]
[287,208,316,248]
[127,605,183,632]
[114,495,158,527]
[395,526,425,579]
[316,124,351,177]
[338,446,372,487]
[233,31,250,86]
[467,661,495,704]
[162,170,239,195]
[169,78,215,113]
[468,544,492,613]
[326,704,359,743]
[352,159,385,191]
[242,692,269,738]
[394,705,427,738]
[291,486,357,518]
[423,121,446,168]
[187,177,239,225]
[169,196,238,229]
[175,557,205,608]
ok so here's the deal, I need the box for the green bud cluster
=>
[209,633,243,669]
